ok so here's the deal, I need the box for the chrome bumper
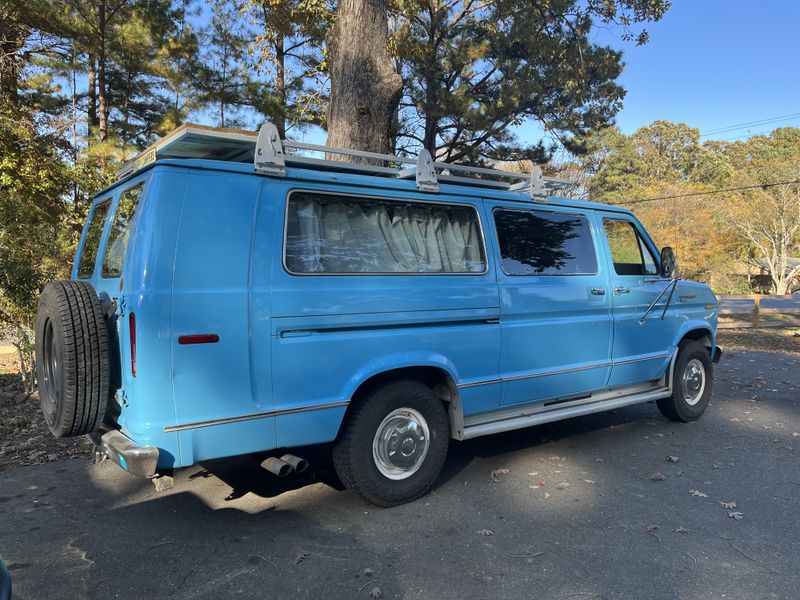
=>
[88,429,159,478]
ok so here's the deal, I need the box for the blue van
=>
[35,123,722,506]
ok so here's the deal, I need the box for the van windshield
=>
[102,183,144,278]
[77,200,111,279]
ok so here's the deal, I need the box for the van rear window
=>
[77,200,111,279]
[285,192,486,274]
[494,208,598,276]
[102,184,144,278]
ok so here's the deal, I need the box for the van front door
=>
[599,215,675,388]
[490,204,613,406]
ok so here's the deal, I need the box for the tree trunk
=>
[0,14,24,104]
[98,0,108,142]
[326,0,403,162]
[88,53,98,129]
[275,36,286,139]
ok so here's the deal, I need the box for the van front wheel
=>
[333,380,449,507]
[657,340,713,422]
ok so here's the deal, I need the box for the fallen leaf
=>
[543,492,551,499]
[689,490,708,498]
[792,433,799,438]
[556,481,570,490]
[749,394,762,402]
[647,525,659,534]
[728,511,744,520]
[490,468,510,482]
[666,456,679,463]
[721,501,737,509]
[673,526,689,533]
[292,552,309,565]
[582,479,595,484]
[594,458,605,463]
[649,472,666,481]
[476,529,494,536]
[369,586,382,600]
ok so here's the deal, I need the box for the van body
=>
[53,134,720,506]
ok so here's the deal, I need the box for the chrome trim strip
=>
[163,400,350,433]
[457,353,671,389]
[461,385,671,440]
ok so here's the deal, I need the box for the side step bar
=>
[460,383,671,440]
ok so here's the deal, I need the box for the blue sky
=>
[512,0,800,147]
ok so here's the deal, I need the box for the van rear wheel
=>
[333,380,449,507]
[35,281,110,437]
[657,340,713,422]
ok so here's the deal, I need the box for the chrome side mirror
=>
[660,246,677,278]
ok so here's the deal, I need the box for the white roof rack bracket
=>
[399,149,439,192]
[510,165,548,203]
[254,122,286,177]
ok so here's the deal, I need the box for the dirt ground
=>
[0,350,91,473]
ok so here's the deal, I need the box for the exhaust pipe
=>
[261,456,292,477]
[280,454,309,474]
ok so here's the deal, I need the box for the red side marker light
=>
[129,312,137,377]
[178,334,220,345]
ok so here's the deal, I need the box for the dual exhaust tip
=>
[261,454,309,477]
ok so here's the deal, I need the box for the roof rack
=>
[117,122,572,201]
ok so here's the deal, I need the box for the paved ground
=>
[2,349,799,600]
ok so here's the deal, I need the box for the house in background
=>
[747,258,800,294]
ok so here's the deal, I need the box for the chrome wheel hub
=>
[372,408,430,480]
[681,358,706,406]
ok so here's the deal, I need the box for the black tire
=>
[657,340,713,422]
[35,281,110,437]
[332,379,449,507]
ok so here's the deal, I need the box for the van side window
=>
[102,183,144,278]
[493,208,598,276]
[77,200,111,279]
[285,192,486,274]
[603,219,658,276]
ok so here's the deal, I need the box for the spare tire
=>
[35,281,110,437]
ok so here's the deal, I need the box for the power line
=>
[700,112,800,137]
[623,179,800,205]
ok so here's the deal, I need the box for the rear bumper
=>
[88,429,159,478]
[713,345,723,364]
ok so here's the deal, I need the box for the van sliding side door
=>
[489,202,614,406]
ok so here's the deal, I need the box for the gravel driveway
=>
[1,348,798,600]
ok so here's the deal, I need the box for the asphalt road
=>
[2,349,799,600]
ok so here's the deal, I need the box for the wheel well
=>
[337,366,459,438]
[680,328,712,352]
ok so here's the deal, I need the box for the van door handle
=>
[614,287,630,295]
[590,288,606,296]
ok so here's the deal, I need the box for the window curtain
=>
[286,194,485,273]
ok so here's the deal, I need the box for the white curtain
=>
[286,194,485,273]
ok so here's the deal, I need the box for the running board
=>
[460,382,671,440]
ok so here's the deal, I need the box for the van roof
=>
[100,157,632,216]
[98,122,632,216]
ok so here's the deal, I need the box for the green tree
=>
[241,0,330,137]
[391,0,671,163]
